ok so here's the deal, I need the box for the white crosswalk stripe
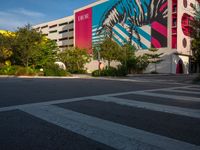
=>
[135,91,200,102]
[179,87,200,91]
[20,105,199,150]
[1,85,200,149]
[92,96,200,119]
[159,89,200,95]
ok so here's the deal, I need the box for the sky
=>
[0,0,98,31]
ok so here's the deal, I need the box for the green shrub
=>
[131,55,149,74]
[58,47,91,74]
[0,66,17,75]
[92,70,101,77]
[68,69,87,74]
[44,63,70,76]
[116,65,127,76]
[15,66,38,76]
[0,66,39,76]
[92,66,127,77]
[100,67,118,76]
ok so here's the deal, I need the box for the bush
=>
[0,65,16,75]
[68,69,87,74]
[117,65,127,76]
[92,70,101,77]
[133,55,149,74]
[92,66,127,77]
[15,66,38,76]
[100,67,118,76]
[0,65,40,76]
[58,47,90,74]
[44,63,70,76]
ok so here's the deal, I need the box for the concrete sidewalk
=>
[0,73,199,84]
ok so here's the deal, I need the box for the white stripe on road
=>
[0,97,89,112]
[92,96,200,119]
[0,85,195,112]
[136,91,200,102]
[189,86,200,88]
[161,89,200,95]
[180,87,200,91]
[20,105,200,150]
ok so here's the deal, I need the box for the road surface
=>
[0,76,199,150]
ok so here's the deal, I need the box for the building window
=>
[41,25,48,29]
[59,30,68,34]
[172,18,177,27]
[69,20,74,24]
[59,45,68,48]
[49,24,57,28]
[59,37,68,41]
[49,30,57,33]
[42,34,48,36]
[69,36,74,39]
[69,28,74,32]
[69,44,74,47]
[183,0,188,8]
[59,22,68,26]
[173,5,177,12]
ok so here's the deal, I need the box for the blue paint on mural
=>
[92,0,168,49]
[135,26,151,42]
[92,0,115,26]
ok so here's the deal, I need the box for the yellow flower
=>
[0,30,15,37]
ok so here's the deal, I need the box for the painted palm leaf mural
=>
[75,0,168,52]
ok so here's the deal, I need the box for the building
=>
[34,0,200,74]
[33,16,74,50]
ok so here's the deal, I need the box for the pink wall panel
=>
[75,8,92,54]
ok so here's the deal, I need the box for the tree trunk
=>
[26,57,29,68]
[129,25,133,45]
[108,60,111,69]
[155,63,157,73]
[76,62,80,71]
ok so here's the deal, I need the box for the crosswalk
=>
[1,85,200,150]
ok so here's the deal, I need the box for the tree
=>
[146,48,163,73]
[11,24,57,68]
[191,3,200,64]
[58,47,91,73]
[99,38,122,68]
[0,32,14,66]
[32,38,58,68]
[192,39,200,63]
[121,43,137,73]
[135,55,149,73]
[12,24,43,67]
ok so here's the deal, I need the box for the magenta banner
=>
[75,8,92,54]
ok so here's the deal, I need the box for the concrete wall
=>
[177,0,195,56]
[33,16,74,50]
[33,0,198,74]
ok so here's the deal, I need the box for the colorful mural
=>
[75,0,168,51]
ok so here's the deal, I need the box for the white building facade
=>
[34,0,200,74]
[33,16,74,50]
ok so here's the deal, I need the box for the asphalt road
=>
[0,76,199,150]
[0,77,181,107]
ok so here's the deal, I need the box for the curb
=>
[0,75,80,79]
